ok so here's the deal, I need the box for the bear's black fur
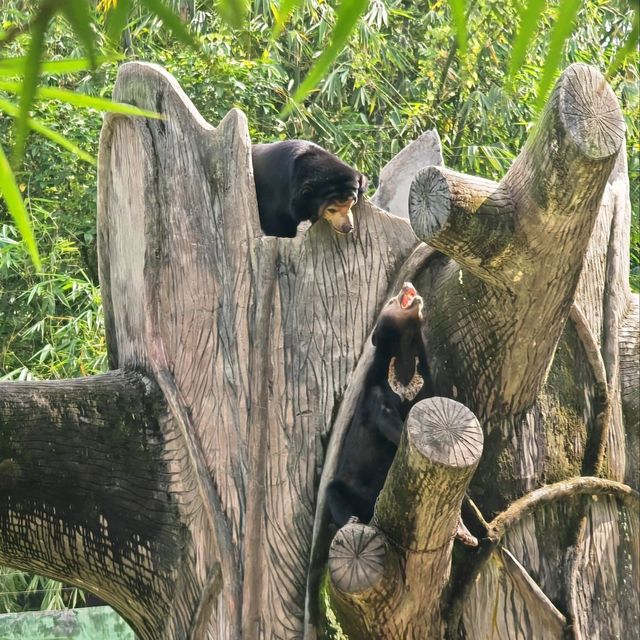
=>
[251,140,367,238]
[327,283,433,527]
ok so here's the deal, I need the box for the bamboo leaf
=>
[105,0,133,48]
[271,0,305,40]
[0,98,95,165]
[0,56,112,76]
[61,0,97,68]
[284,0,368,115]
[217,0,250,29]
[508,0,547,79]
[535,0,582,109]
[14,7,52,164]
[448,0,467,57]
[607,6,639,76]
[0,81,163,119]
[0,144,41,271]
[138,0,197,48]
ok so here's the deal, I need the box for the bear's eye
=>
[327,207,338,214]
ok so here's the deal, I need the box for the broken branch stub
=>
[328,397,483,638]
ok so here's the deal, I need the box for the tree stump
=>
[0,62,637,639]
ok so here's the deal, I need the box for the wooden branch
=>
[487,477,639,543]
[372,129,443,219]
[305,241,436,632]
[0,371,185,639]
[447,477,639,637]
[412,64,625,419]
[409,167,517,289]
[328,397,483,638]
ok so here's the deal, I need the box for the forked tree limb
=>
[328,397,483,638]
[410,64,625,418]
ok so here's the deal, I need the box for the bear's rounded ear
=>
[358,173,368,193]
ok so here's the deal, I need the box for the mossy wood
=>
[0,62,637,639]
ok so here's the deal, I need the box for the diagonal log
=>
[409,63,625,419]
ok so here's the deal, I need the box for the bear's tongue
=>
[400,287,417,309]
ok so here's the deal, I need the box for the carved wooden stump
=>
[0,61,637,640]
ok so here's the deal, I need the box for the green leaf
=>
[448,0,467,57]
[0,144,41,271]
[0,81,163,119]
[535,0,582,109]
[508,0,547,79]
[284,0,369,115]
[607,6,639,76]
[61,0,97,68]
[105,0,133,48]
[0,55,113,77]
[138,0,197,48]
[14,6,53,164]
[217,0,250,30]
[271,0,305,40]
[0,98,95,165]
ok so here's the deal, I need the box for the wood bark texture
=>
[0,61,637,640]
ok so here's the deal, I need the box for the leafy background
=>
[0,0,638,622]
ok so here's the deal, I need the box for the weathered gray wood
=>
[371,129,444,219]
[99,61,422,639]
[567,496,640,639]
[328,397,483,638]
[99,62,259,637]
[406,63,638,640]
[0,60,637,640]
[461,548,566,640]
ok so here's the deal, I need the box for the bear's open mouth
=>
[399,283,418,309]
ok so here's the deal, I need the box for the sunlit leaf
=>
[61,0,97,68]
[217,0,250,29]
[448,0,467,56]
[535,0,582,109]
[508,0,547,79]
[0,81,163,119]
[138,0,197,48]
[271,0,305,40]
[608,6,639,76]
[15,6,53,164]
[284,0,369,114]
[0,98,95,165]
[0,56,112,76]
[0,144,41,271]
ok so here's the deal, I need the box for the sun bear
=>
[327,282,433,527]
[251,140,367,238]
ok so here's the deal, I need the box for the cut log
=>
[328,397,483,638]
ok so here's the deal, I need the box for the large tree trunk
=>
[0,62,637,639]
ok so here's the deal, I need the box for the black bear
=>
[327,282,433,527]
[251,140,367,238]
